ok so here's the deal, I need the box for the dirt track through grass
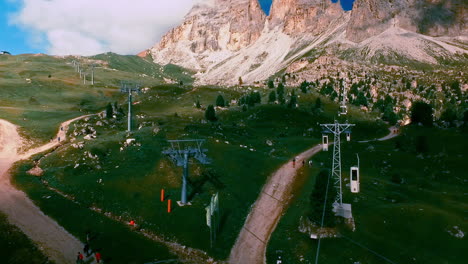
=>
[229,127,398,264]
[0,115,96,264]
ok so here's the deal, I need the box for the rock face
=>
[151,0,265,70]
[150,0,468,85]
[269,0,344,35]
[347,0,468,42]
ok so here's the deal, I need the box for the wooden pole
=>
[167,199,171,213]
[161,189,165,202]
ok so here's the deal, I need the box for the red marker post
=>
[161,189,165,202]
[167,199,172,213]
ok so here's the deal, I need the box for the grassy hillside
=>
[11,81,388,262]
[0,53,192,144]
[267,126,468,264]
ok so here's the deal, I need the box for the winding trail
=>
[229,127,399,264]
[0,114,95,264]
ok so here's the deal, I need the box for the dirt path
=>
[0,114,95,264]
[229,127,400,264]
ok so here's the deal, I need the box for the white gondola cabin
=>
[345,130,351,142]
[350,166,360,193]
[322,135,328,151]
[339,105,347,116]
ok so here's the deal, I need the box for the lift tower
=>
[163,140,210,205]
[120,81,140,132]
[320,120,355,217]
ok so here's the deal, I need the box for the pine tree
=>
[106,103,113,118]
[277,82,285,96]
[287,90,297,108]
[268,80,275,89]
[205,105,217,121]
[410,101,433,126]
[268,91,276,103]
[278,93,285,105]
[315,97,322,109]
[300,81,309,93]
[216,95,225,107]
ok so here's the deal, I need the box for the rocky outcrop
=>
[269,0,344,35]
[151,0,265,70]
[346,0,468,43]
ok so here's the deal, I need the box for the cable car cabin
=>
[339,105,347,115]
[322,135,328,151]
[350,166,360,193]
[346,132,351,142]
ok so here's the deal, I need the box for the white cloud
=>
[9,0,202,55]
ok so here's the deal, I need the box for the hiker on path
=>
[83,243,90,257]
[76,252,84,264]
[292,157,296,168]
[95,252,102,263]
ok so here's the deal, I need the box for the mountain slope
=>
[149,0,468,85]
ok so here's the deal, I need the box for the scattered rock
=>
[448,226,464,238]
[27,166,44,176]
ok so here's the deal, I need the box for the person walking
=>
[95,251,102,263]
[76,252,84,264]
[292,157,296,168]
[83,243,90,257]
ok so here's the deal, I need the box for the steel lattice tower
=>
[162,140,210,205]
[321,121,355,206]
[120,81,141,132]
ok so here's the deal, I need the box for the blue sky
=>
[1,0,355,55]
[0,1,43,54]
[259,0,355,14]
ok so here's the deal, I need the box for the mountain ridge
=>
[149,0,467,85]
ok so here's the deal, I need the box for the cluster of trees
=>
[374,95,398,125]
[106,102,124,119]
[238,91,261,107]
[267,82,299,107]
[299,80,318,93]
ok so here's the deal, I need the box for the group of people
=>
[292,157,313,168]
[76,250,101,263]
[76,231,102,263]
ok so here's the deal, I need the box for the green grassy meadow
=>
[267,126,468,264]
[10,76,388,262]
[0,53,188,144]
[6,53,445,264]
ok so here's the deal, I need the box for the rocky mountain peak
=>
[150,0,266,70]
[268,0,345,35]
[150,0,467,85]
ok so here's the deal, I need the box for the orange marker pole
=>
[161,189,165,202]
[167,199,171,213]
